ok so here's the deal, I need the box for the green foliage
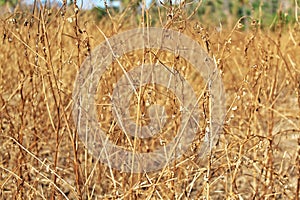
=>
[86,0,299,29]
[91,7,107,20]
[91,6,121,20]
[0,0,18,7]
[249,0,296,29]
[90,0,142,21]
[195,0,297,29]
[196,0,225,26]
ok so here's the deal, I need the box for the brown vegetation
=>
[0,2,299,199]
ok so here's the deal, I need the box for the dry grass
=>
[0,1,300,199]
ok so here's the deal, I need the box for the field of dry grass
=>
[0,1,300,199]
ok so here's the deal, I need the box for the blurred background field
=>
[0,0,300,199]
